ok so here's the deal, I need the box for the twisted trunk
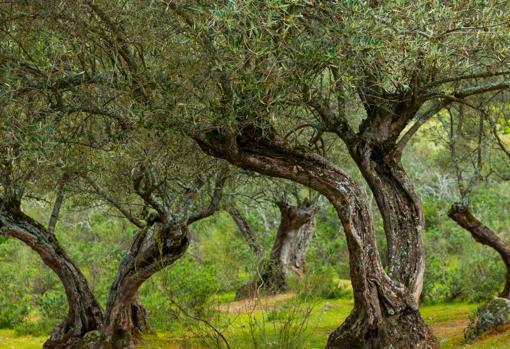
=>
[196,129,437,348]
[99,221,189,349]
[0,210,103,349]
[348,140,425,301]
[449,204,510,299]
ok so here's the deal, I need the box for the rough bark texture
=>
[336,100,426,303]
[196,128,438,348]
[348,139,425,301]
[131,296,150,334]
[449,203,510,299]
[290,216,317,276]
[235,201,317,299]
[99,221,189,349]
[0,210,103,349]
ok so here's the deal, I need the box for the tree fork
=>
[99,222,189,349]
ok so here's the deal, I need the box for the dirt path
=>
[215,292,295,313]
[431,317,469,338]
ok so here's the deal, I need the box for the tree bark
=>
[0,210,103,349]
[348,139,425,301]
[290,215,317,276]
[196,129,438,348]
[99,221,189,349]
[448,203,510,299]
[131,295,150,334]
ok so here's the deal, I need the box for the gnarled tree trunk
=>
[99,221,189,349]
[449,203,510,299]
[235,201,317,298]
[348,140,425,301]
[259,201,317,290]
[0,210,103,349]
[197,129,438,349]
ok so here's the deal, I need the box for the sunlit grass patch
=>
[0,329,45,349]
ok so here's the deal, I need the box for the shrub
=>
[242,301,313,349]
[293,265,352,300]
[0,295,29,329]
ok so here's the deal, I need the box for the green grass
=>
[0,329,45,349]
[138,299,508,349]
[1,299,510,348]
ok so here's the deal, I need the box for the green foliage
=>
[35,291,67,322]
[421,184,510,304]
[0,244,34,328]
[195,213,256,290]
[140,254,221,331]
[159,256,220,311]
[305,206,349,279]
[0,291,29,329]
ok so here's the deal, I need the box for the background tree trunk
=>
[197,130,438,348]
[449,203,510,299]
[290,216,317,276]
[235,201,317,299]
[0,211,103,349]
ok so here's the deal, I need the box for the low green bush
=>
[293,266,352,300]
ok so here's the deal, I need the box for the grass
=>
[1,298,510,348]
[0,329,45,349]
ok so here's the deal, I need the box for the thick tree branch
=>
[425,70,510,89]
[449,204,510,298]
[11,73,107,97]
[453,80,510,99]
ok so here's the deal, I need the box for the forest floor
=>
[1,296,510,348]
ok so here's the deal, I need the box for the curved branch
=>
[188,167,229,224]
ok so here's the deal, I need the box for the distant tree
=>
[232,185,320,299]
[446,100,510,299]
[82,133,228,348]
